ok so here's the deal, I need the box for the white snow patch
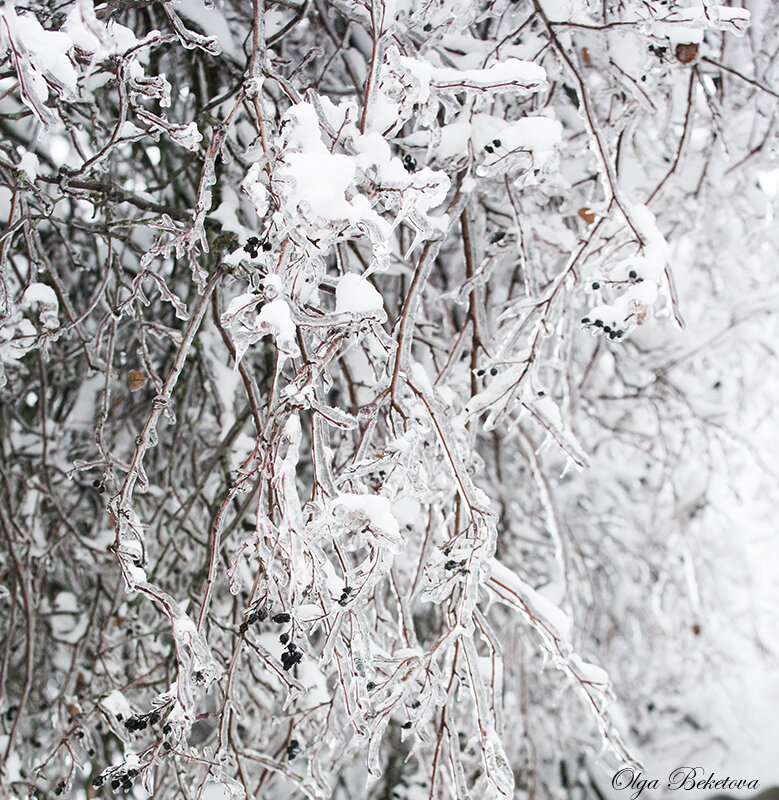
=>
[22,283,58,307]
[18,151,39,182]
[335,273,384,314]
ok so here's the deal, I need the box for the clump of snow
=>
[22,283,58,307]
[22,283,59,330]
[497,116,562,155]
[255,298,297,352]
[335,273,384,315]
[653,21,704,45]
[582,204,679,339]
[430,59,548,93]
[241,163,269,220]
[352,131,393,171]
[661,4,750,37]
[405,113,562,174]
[221,288,300,367]
[17,151,38,182]
[100,689,133,721]
[279,103,363,222]
[330,493,402,552]
[0,4,77,124]
[64,0,139,56]
[272,101,390,259]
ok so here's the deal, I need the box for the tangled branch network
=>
[0,0,777,798]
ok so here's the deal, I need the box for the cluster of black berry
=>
[92,478,106,494]
[92,766,139,793]
[286,738,300,760]
[444,558,467,573]
[238,606,268,635]
[54,780,68,795]
[402,153,416,172]
[271,612,302,670]
[483,138,502,154]
[161,722,175,751]
[243,236,272,258]
[648,43,668,60]
[580,316,624,340]
[337,586,353,606]
[281,640,302,671]
[124,708,163,732]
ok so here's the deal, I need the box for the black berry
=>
[282,651,302,670]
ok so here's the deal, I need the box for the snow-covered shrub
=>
[0,0,777,798]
